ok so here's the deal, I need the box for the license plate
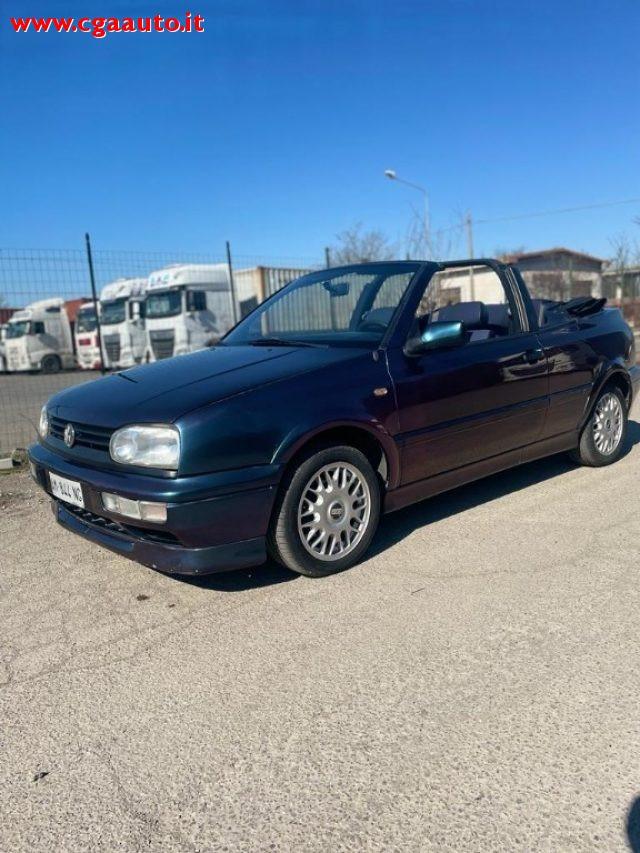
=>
[49,472,85,508]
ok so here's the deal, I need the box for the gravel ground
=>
[2,413,640,851]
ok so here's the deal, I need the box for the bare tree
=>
[329,222,395,265]
[404,207,458,261]
[608,232,640,299]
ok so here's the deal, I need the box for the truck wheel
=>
[570,386,627,467]
[268,445,381,577]
[41,355,61,374]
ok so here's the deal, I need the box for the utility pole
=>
[84,233,106,375]
[324,246,332,268]
[465,212,475,301]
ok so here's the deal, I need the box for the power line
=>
[433,196,640,237]
[475,197,640,226]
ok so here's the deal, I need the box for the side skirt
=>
[383,431,578,514]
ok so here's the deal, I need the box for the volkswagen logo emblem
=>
[63,423,75,447]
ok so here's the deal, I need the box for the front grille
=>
[150,329,175,360]
[49,416,113,451]
[66,504,179,544]
[104,334,121,364]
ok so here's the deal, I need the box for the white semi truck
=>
[0,324,7,372]
[74,301,102,370]
[99,278,148,370]
[4,298,75,373]
[144,264,234,361]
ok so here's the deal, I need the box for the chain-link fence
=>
[0,245,320,453]
[2,245,639,456]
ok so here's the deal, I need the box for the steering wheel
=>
[357,320,388,334]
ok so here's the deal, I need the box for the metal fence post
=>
[226,240,239,324]
[84,233,106,374]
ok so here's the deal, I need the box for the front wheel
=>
[41,355,61,374]
[570,386,628,467]
[268,445,381,577]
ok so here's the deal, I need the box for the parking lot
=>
[0,371,101,453]
[2,407,640,852]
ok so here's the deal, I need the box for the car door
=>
[386,262,550,485]
[525,298,597,441]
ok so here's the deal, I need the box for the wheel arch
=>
[580,365,632,431]
[273,421,400,491]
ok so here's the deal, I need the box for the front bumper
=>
[52,501,266,575]
[29,443,281,575]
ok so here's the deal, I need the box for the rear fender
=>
[579,361,632,431]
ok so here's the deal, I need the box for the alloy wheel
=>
[297,462,371,561]
[593,391,623,455]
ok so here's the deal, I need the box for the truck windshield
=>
[146,290,183,319]
[222,263,421,347]
[101,298,126,325]
[6,321,30,338]
[77,308,97,332]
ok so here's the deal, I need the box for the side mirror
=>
[404,320,465,356]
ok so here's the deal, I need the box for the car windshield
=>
[6,321,30,338]
[146,289,183,319]
[223,263,421,347]
[77,307,97,332]
[101,298,126,325]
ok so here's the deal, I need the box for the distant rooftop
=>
[502,247,606,264]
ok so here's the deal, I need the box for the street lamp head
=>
[384,169,397,180]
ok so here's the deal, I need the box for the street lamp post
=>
[384,169,431,257]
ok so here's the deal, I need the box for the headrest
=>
[436,301,487,329]
[485,303,510,328]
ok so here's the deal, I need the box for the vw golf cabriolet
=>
[29,259,639,577]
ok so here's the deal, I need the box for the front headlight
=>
[109,424,180,470]
[38,406,49,438]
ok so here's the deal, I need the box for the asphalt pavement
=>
[2,411,640,851]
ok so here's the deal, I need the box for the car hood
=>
[50,345,369,427]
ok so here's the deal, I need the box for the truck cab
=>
[74,301,102,370]
[144,264,234,361]
[4,298,75,373]
[0,324,7,372]
[100,278,148,370]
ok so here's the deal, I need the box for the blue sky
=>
[1,0,639,262]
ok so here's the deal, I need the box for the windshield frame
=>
[221,262,423,349]
[145,288,184,320]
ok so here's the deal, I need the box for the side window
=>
[415,265,517,344]
[187,291,207,312]
[32,321,45,335]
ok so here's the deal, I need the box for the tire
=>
[570,385,628,467]
[41,355,61,374]
[268,444,381,577]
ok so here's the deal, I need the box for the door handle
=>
[524,347,545,364]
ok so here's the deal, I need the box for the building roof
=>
[502,247,606,264]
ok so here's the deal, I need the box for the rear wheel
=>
[41,355,61,374]
[268,445,381,577]
[570,386,627,467]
